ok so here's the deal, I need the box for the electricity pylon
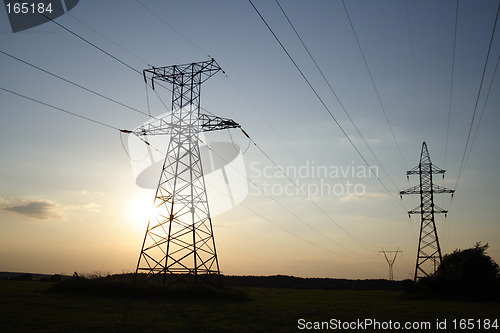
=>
[134,59,240,285]
[400,142,454,280]
[379,248,401,281]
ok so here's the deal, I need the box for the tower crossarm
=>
[433,205,449,215]
[144,58,223,87]
[406,164,420,175]
[400,185,420,195]
[379,248,402,280]
[200,114,240,132]
[406,167,446,175]
[400,184,454,196]
[407,205,448,215]
[129,114,240,137]
[379,249,402,266]
[432,185,455,194]
[407,207,421,215]
[132,119,178,136]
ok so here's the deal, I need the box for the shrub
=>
[404,243,500,300]
[47,273,249,301]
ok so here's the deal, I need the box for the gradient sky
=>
[1,0,499,280]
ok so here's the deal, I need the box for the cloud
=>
[81,190,105,197]
[2,200,61,219]
[71,203,101,214]
[2,197,101,220]
[340,192,389,203]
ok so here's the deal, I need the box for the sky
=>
[0,0,499,280]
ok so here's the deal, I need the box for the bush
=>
[404,243,500,300]
[47,273,249,301]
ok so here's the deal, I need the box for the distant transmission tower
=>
[134,59,240,285]
[379,248,401,281]
[400,142,454,280]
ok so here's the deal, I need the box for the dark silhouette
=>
[222,275,402,291]
[405,242,500,300]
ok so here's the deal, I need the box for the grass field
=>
[1,280,499,332]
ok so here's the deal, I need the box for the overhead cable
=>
[444,0,460,170]
[0,86,121,131]
[454,0,500,191]
[0,50,151,118]
[341,0,408,170]
[248,0,407,214]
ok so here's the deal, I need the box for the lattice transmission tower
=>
[134,59,240,285]
[379,248,401,281]
[400,142,454,280]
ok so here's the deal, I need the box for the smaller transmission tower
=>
[379,248,401,281]
[400,142,454,280]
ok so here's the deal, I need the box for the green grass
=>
[1,280,499,332]
[46,275,249,301]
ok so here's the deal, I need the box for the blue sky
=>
[0,0,499,280]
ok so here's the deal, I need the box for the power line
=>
[16,0,435,259]
[237,3,376,252]
[461,53,500,185]
[0,49,151,118]
[15,0,140,71]
[341,0,408,170]
[42,8,140,75]
[0,49,173,137]
[224,74,304,164]
[444,0,460,170]
[248,0,407,214]
[128,129,365,258]
[137,0,380,253]
[133,0,210,58]
[61,5,175,116]
[135,0,363,217]
[245,131,376,255]
[27,1,177,116]
[274,0,404,199]
[5,1,409,261]
[404,0,425,140]
[197,134,367,258]
[201,146,359,257]
[36,0,364,254]
[454,0,500,191]
[132,0,375,255]
[1,79,367,258]
[134,0,391,253]
[65,10,152,66]
[134,0,317,165]
[237,199,347,256]
[273,0,416,247]
[129,1,246,118]
[0,86,121,131]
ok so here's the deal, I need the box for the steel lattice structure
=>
[400,142,454,280]
[379,249,401,281]
[135,59,240,285]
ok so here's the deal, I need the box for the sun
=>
[129,190,157,227]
